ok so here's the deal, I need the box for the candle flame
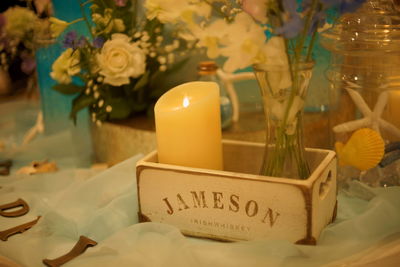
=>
[183,97,190,108]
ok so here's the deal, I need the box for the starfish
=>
[22,111,44,145]
[333,88,400,139]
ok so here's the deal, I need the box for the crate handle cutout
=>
[319,170,332,200]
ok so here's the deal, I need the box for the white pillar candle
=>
[154,81,223,170]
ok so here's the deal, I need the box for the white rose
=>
[97,33,146,86]
[50,48,80,84]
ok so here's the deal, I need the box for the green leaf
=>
[107,98,132,120]
[96,111,108,121]
[69,94,94,124]
[131,101,147,113]
[146,102,155,119]
[52,84,84,95]
[165,57,190,74]
[148,84,168,99]
[132,72,150,91]
[147,56,191,99]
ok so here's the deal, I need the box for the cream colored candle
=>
[154,81,223,170]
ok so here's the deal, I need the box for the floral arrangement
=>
[152,0,366,179]
[49,0,206,125]
[49,0,366,177]
[0,0,52,94]
[157,0,365,72]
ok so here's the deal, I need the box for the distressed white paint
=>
[136,140,337,243]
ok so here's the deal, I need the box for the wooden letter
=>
[0,198,29,217]
[0,216,40,241]
[43,235,97,267]
[0,159,12,176]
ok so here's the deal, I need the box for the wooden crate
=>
[136,140,337,245]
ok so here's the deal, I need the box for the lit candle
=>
[154,81,223,170]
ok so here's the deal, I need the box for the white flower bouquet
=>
[159,0,367,179]
[50,0,201,124]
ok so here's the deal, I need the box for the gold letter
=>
[212,192,224,209]
[262,208,280,227]
[229,194,239,212]
[245,200,258,217]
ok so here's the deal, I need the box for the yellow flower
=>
[92,13,103,25]
[92,9,125,34]
[111,19,126,33]
[145,0,210,24]
[49,17,70,38]
[3,7,37,39]
[50,48,81,84]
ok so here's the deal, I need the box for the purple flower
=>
[276,0,304,38]
[300,0,366,35]
[93,37,105,48]
[276,16,304,38]
[21,54,36,74]
[77,36,86,48]
[114,0,128,7]
[63,31,87,49]
[319,0,366,13]
[337,0,366,13]
[282,0,299,14]
[62,30,78,48]
[0,14,5,35]
[0,14,5,28]
[309,10,326,34]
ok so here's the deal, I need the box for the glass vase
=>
[37,0,92,134]
[197,61,233,130]
[321,0,400,188]
[34,0,93,166]
[253,61,314,179]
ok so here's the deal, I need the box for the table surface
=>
[1,99,400,267]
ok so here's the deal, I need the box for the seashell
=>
[335,128,384,171]
[17,160,58,175]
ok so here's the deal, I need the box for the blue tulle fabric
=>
[1,100,399,267]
